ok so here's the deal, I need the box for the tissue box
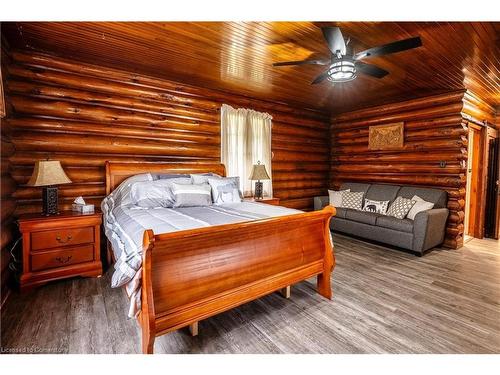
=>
[72,204,95,214]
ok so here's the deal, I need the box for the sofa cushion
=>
[345,209,381,225]
[339,182,371,195]
[335,207,348,219]
[376,215,414,233]
[398,186,447,209]
[365,184,401,203]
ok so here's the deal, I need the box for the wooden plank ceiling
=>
[2,22,499,113]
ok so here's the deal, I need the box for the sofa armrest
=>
[413,208,449,253]
[314,196,329,211]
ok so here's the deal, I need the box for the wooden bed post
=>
[141,229,156,354]
[317,207,335,299]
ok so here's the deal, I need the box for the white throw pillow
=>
[363,199,390,215]
[207,177,243,204]
[328,189,350,207]
[406,195,435,220]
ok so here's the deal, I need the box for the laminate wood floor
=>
[2,234,499,354]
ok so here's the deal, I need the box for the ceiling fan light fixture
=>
[327,59,357,83]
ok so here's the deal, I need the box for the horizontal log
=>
[6,118,220,144]
[13,184,105,200]
[1,139,14,157]
[447,199,465,211]
[272,150,329,163]
[330,162,465,175]
[331,174,465,187]
[332,91,466,122]
[272,172,327,182]
[447,210,465,224]
[9,152,216,167]
[273,180,326,190]
[272,162,330,173]
[331,150,467,163]
[332,137,467,154]
[446,188,466,199]
[12,132,221,158]
[446,224,464,236]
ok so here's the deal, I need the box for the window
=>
[220,104,272,197]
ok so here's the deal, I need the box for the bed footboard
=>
[140,206,335,353]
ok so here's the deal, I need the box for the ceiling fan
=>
[273,26,422,85]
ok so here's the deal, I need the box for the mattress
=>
[102,195,302,317]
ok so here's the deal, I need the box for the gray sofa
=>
[314,182,449,255]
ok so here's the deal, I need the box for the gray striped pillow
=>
[171,182,212,207]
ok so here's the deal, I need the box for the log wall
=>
[1,47,17,306]
[330,91,468,249]
[4,50,330,215]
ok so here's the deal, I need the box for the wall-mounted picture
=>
[368,122,404,150]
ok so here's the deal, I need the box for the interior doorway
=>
[464,123,484,239]
[464,123,500,241]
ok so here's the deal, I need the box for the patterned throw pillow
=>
[387,196,416,219]
[363,199,389,214]
[341,191,364,210]
[171,182,212,207]
[328,189,349,208]
[207,177,243,204]
[406,195,434,220]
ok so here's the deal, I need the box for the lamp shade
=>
[27,160,72,187]
[249,163,270,181]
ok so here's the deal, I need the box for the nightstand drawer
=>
[31,245,95,271]
[31,226,95,251]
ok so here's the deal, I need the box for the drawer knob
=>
[56,234,73,243]
[55,255,72,264]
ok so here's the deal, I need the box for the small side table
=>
[243,197,281,206]
[17,210,102,291]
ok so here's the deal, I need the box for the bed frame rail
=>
[140,206,335,353]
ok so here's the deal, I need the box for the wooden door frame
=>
[465,122,487,238]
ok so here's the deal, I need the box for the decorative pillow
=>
[171,182,212,207]
[406,195,434,220]
[130,177,192,208]
[191,173,221,185]
[387,196,416,219]
[207,177,242,204]
[363,199,390,214]
[328,189,350,208]
[341,191,364,210]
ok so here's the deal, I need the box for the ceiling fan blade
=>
[321,26,346,55]
[354,36,422,60]
[273,59,330,67]
[355,62,389,78]
[311,70,330,85]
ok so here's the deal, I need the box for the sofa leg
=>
[189,321,199,336]
[279,285,291,299]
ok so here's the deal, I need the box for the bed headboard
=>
[105,161,227,195]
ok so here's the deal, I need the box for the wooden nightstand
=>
[17,210,102,291]
[243,197,280,206]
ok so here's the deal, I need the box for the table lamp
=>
[27,160,72,216]
[249,161,270,200]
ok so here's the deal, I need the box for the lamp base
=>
[254,181,263,200]
[42,186,59,216]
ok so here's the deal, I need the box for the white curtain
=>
[221,104,273,197]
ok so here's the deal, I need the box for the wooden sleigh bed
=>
[105,161,336,353]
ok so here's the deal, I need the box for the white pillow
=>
[191,173,221,185]
[406,195,435,220]
[328,189,350,207]
[207,177,242,204]
[130,177,192,208]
